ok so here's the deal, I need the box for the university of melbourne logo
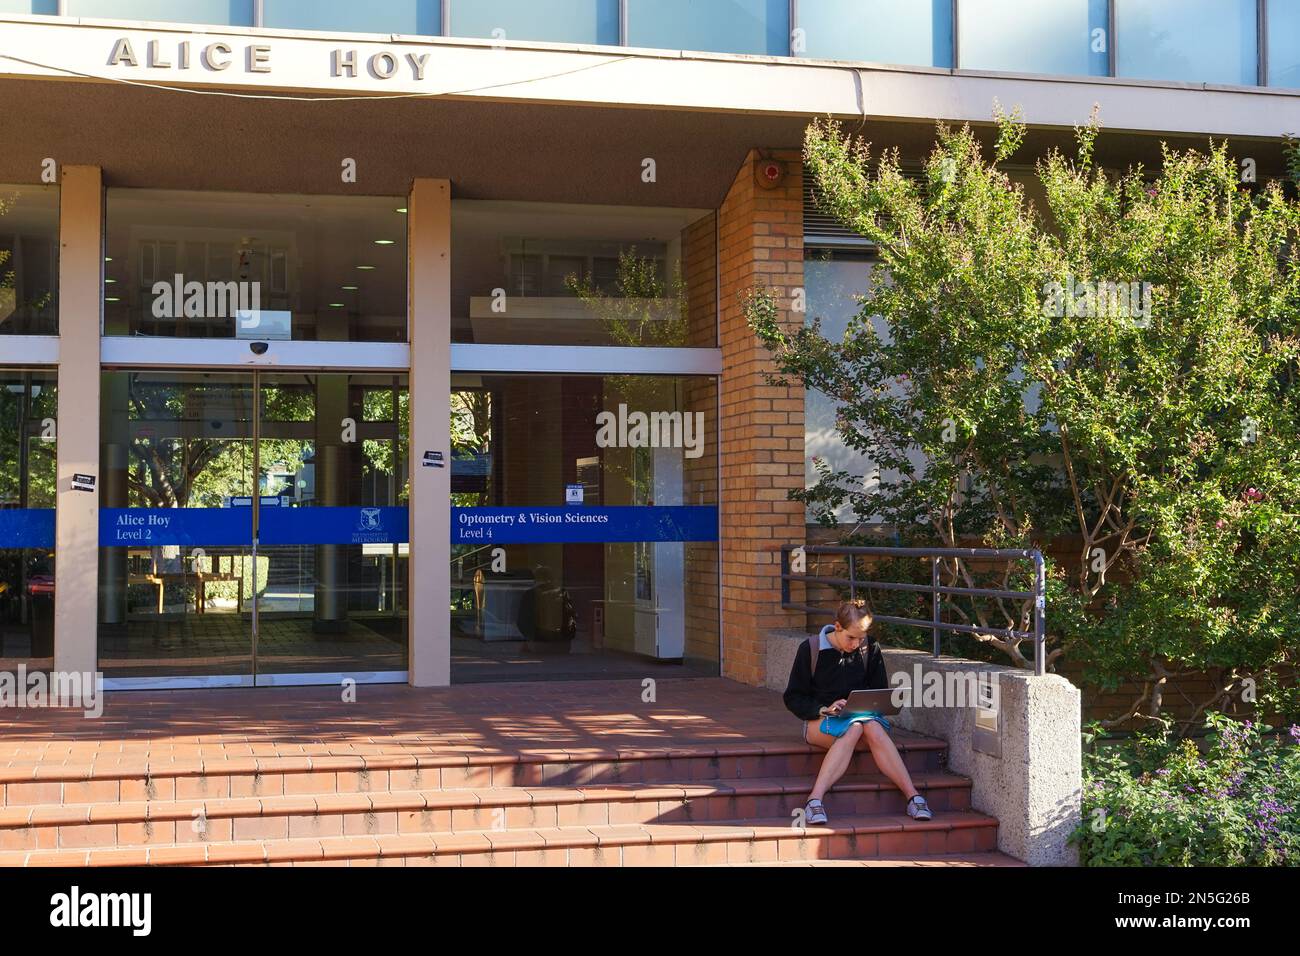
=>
[352,508,386,544]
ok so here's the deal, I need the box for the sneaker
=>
[804,799,829,826]
[906,795,933,821]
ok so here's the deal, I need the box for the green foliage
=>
[1072,715,1300,866]
[749,110,1300,725]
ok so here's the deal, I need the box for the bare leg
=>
[807,722,864,802]
[860,721,919,801]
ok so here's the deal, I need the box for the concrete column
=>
[53,165,103,677]
[407,178,451,686]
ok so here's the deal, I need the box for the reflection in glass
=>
[802,252,881,524]
[1269,0,1300,88]
[1116,0,1257,85]
[0,183,58,336]
[627,0,789,55]
[98,371,256,681]
[0,370,56,674]
[255,373,408,676]
[104,190,408,341]
[452,0,618,45]
[450,373,718,682]
[959,0,1108,76]
[263,0,441,35]
[796,0,953,67]
[451,200,715,346]
[66,0,254,26]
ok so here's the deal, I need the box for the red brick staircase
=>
[0,735,1018,866]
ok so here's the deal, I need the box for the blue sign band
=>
[0,509,56,549]
[261,506,409,545]
[452,506,719,544]
[100,508,252,547]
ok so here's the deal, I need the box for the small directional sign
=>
[71,473,96,493]
[423,450,445,469]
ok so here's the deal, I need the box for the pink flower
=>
[1215,519,1226,530]
[1147,188,1158,197]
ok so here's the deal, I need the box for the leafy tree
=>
[748,108,1300,729]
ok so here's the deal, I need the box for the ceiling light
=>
[356,265,376,271]
[395,207,407,214]
[374,239,395,245]
[341,285,359,291]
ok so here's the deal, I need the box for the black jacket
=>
[783,627,889,721]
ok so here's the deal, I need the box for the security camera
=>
[249,341,269,355]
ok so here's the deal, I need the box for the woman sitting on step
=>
[783,601,932,826]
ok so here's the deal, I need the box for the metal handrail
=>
[780,544,1047,676]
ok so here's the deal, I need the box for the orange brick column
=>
[718,150,807,686]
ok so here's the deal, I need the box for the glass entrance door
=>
[98,370,409,686]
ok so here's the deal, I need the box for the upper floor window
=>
[65,0,254,26]
[451,0,618,45]
[795,0,953,68]
[1116,0,1258,86]
[626,0,789,56]
[103,190,407,342]
[263,0,440,34]
[0,184,58,337]
[959,0,1109,76]
[1268,0,1300,88]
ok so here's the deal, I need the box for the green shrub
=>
[1072,713,1300,865]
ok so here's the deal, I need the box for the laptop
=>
[838,688,904,716]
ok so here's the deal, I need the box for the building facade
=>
[0,1,1296,691]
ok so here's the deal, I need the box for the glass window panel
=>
[450,373,718,681]
[0,2,58,13]
[1269,0,1300,88]
[959,0,1109,76]
[0,369,57,676]
[1116,0,1257,85]
[104,190,408,342]
[0,184,58,336]
[66,0,255,26]
[452,0,618,45]
[263,0,441,35]
[627,0,789,56]
[796,0,953,67]
[452,200,716,347]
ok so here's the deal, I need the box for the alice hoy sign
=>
[106,36,433,81]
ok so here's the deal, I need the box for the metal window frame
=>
[1259,0,1269,86]
[451,343,721,375]
[100,337,411,370]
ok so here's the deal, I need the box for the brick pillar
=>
[718,150,806,686]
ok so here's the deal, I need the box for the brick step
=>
[0,739,947,806]
[0,772,973,850]
[0,812,1000,867]
[702,853,1026,867]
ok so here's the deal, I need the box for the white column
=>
[53,165,103,677]
[407,178,451,686]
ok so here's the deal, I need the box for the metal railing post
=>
[931,555,941,659]
[847,552,856,605]
[1033,550,1046,676]
[780,547,790,606]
